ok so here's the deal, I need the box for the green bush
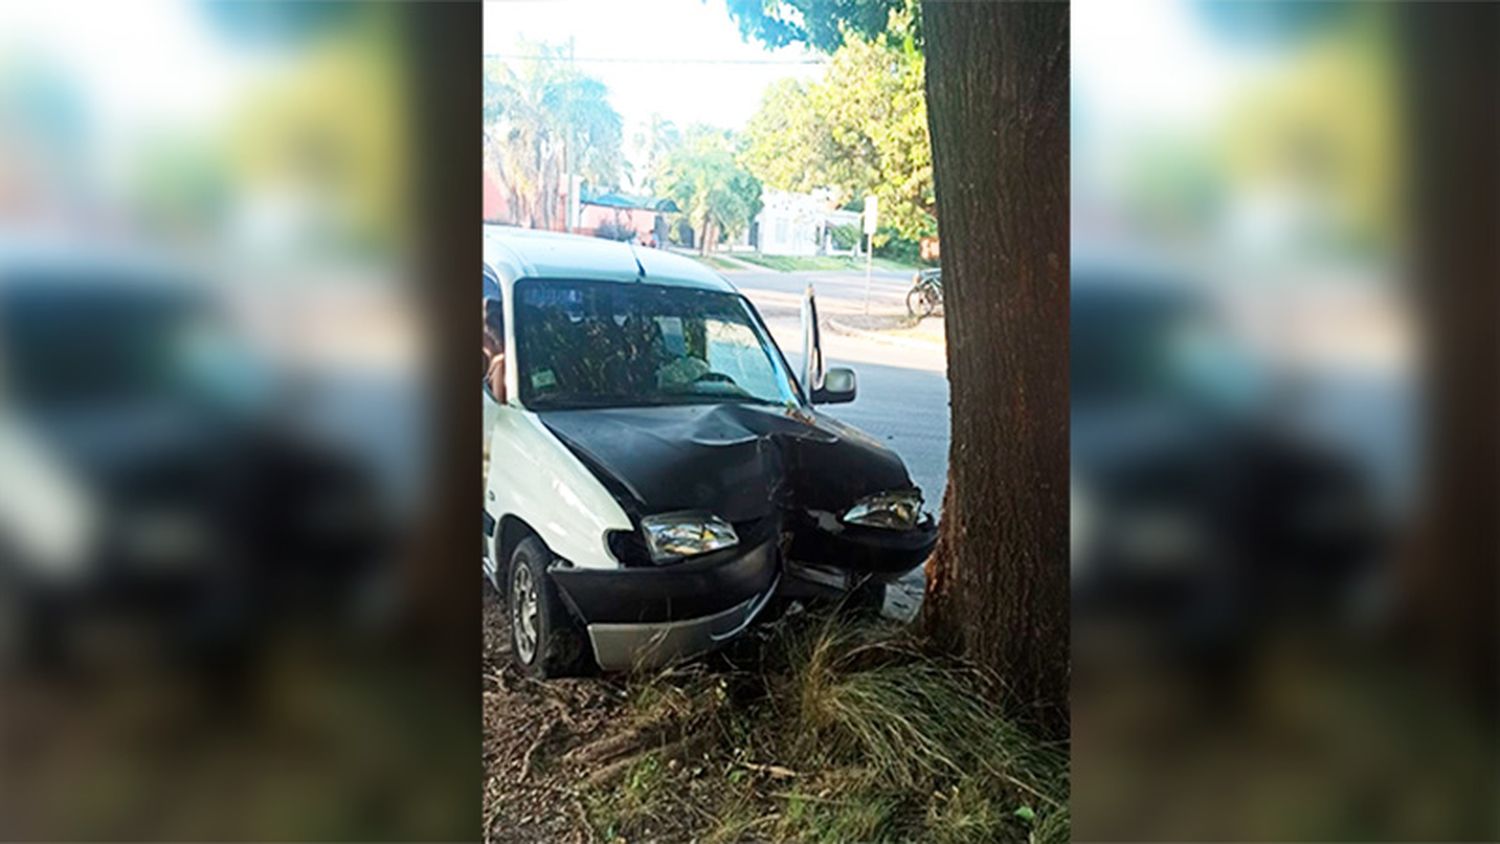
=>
[873,229,925,265]
[829,223,862,251]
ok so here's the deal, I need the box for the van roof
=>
[483,225,736,293]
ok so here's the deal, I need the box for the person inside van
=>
[483,295,505,401]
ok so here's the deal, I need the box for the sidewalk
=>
[827,312,946,349]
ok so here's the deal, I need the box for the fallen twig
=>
[520,719,560,782]
[739,761,799,779]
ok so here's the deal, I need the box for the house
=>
[750,188,861,256]
[577,192,679,244]
[482,167,575,231]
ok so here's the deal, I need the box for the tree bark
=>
[918,0,1070,732]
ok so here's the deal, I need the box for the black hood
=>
[538,403,916,524]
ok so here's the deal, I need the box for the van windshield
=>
[514,279,799,410]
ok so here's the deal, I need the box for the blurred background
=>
[0,2,477,839]
[1072,1,1496,840]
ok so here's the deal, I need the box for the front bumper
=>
[548,528,780,671]
[586,574,779,671]
[785,517,938,578]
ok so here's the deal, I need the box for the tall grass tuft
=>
[591,609,1069,843]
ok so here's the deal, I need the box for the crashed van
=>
[482,226,937,677]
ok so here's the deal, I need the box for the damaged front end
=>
[538,403,938,667]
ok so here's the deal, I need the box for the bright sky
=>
[483,0,823,180]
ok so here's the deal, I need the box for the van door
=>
[800,282,824,400]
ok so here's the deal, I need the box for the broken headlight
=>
[842,490,924,530]
[639,512,738,563]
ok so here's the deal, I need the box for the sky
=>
[483,0,822,180]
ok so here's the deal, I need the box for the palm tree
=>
[631,113,681,194]
[483,43,624,230]
[660,126,762,253]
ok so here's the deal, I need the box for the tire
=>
[507,536,589,678]
[907,285,937,319]
[924,285,942,316]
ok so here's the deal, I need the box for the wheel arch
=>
[495,514,539,569]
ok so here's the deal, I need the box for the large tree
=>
[919,0,1069,731]
[728,0,1070,728]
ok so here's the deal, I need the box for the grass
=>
[693,254,745,272]
[581,611,1069,843]
[733,253,924,273]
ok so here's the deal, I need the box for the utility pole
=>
[563,36,576,232]
[863,195,878,315]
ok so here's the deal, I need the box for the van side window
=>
[483,295,505,401]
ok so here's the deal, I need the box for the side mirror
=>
[812,367,857,404]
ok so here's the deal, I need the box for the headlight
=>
[639,512,738,563]
[842,489,924,530]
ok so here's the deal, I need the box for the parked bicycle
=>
[906,268,943,318]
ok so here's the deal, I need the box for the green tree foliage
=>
[829,222,861,250]
[630,113,682,194]
[658,126,763,253]
[483,42,624,229]
[740,9,934,242]
[723,0,912,52]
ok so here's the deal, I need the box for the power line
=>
[484,52,826,65]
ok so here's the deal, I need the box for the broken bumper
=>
[786,518,939,579]
[548,530,779,671]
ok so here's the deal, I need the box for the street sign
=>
[862,197,877,314]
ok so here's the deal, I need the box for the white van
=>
[482,226,936,677]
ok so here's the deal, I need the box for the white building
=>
[750,188,861,256]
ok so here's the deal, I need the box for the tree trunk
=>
[918,0,1070,732]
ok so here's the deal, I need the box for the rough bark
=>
[918,0,1070,732]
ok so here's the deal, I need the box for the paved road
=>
[727,266,951,619]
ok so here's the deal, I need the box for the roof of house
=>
[581,192,680,213]
[482,225,734,293]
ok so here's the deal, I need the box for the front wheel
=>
[907,285,937,319]
[507,537,589,678]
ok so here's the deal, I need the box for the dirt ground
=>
[483,584,628,844]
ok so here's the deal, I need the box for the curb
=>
[826,317,946,351]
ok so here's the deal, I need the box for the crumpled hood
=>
[537,403,916,523]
